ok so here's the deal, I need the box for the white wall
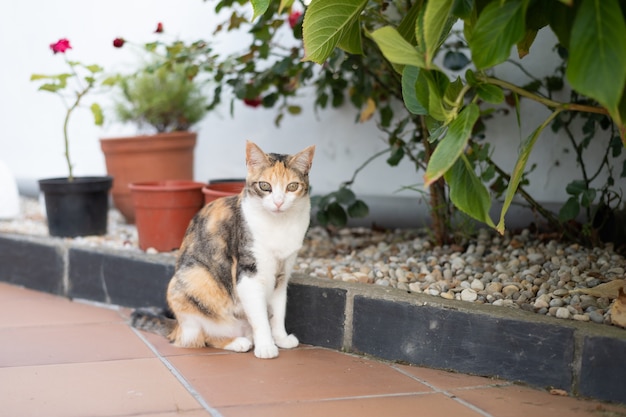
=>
[1,0,623,227]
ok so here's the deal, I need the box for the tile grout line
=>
[391,365,497,417]
[130,327,225,417]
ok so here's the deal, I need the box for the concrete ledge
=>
[1,232,625,404]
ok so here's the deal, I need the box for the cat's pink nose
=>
[275,201,283,209]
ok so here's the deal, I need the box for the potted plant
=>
[31,38,113,238]
[100,23,214,223]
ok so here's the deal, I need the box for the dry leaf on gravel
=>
[571,279,626,299]
[609,287,626,328]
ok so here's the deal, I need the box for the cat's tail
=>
[130,307,176,338]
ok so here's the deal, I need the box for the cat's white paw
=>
[275,334,299,349]
[224,337,253,353]
[254,343,279,359]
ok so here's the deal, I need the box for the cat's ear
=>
[246,141,269,168]
[289,145,315,175]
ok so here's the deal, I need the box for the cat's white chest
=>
[242,198,309,260]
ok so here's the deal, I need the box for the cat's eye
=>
[286,182,300,192]
[258,181,272,192]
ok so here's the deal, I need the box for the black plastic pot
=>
[38,176,113,238]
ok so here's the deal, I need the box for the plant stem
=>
[481,76,609,116]
[64,85,90,181]
[421,115,451,245]
[341,148,390,187]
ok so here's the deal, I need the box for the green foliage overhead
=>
[302,0,367,63]
[300,0,626,235]
[566,0,626,135]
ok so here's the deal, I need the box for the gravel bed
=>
[2,197,625,329]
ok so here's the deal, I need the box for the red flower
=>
[155,22,164,33]
[112,38,125,48]
[288,11,302,29]
[50,38,71,54]
[243,97,262,108]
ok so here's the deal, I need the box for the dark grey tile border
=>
[579,336,626,403]
[351,296,574,389]
[69,248,174,309]
[1,231,625,404]
[0,234,65,295]
[286,284,346,349]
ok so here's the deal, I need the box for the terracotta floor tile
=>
[396,364,508,390]
[0,358,204,417]
[137,328,227,357]
[0,322,154,367]
[451,385,626,417]
[0,283,123,328]
[168,347,433,407]
[220,393,484,417]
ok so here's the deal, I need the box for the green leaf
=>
[397,0,422,45]
[476,84,504,104]
[251,0,270,20]
[30,74,51,81]
[566,0,626,118]
[369,26,425,69]
[565,180,587,196]
[38,84,62,92]
[452,0,473,19]
[335,187,356,205]
[387,145,405,166]
[444,156,495,227]
[443,76,464,107]
[468,0,527,69]
[278,0,294,13]
[422,0,455,68]
[380,105,393,128]
[302,0,368,64]
[559,197,580,222]
[402,66,427,115]
[316,209,329,225]
[90,103,104,126]
[548,1,577,49]
[516,29,538,59]
[416,69,450,121]
[338,17,363,55]
[101,75,120,87]
[347,200,369,218]
[496,110,562,233]
[287,105,302,115]
[326,202,348,226]
[85,64,103,74]
[424,103,480,186]
[581,188,597,208]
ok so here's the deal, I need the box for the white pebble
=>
[470,279,485,291]
[460,289,478,302]
[555,307,570,319]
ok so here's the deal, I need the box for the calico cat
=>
[131,141,315,359]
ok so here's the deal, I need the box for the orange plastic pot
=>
[129,180,205,252]
[100,131,196,224]
[202,179,245,205]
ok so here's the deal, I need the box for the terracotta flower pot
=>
[203,178,246,205]
[100,131,196,224]
[38,176,113,237]
[129,180,205,252]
